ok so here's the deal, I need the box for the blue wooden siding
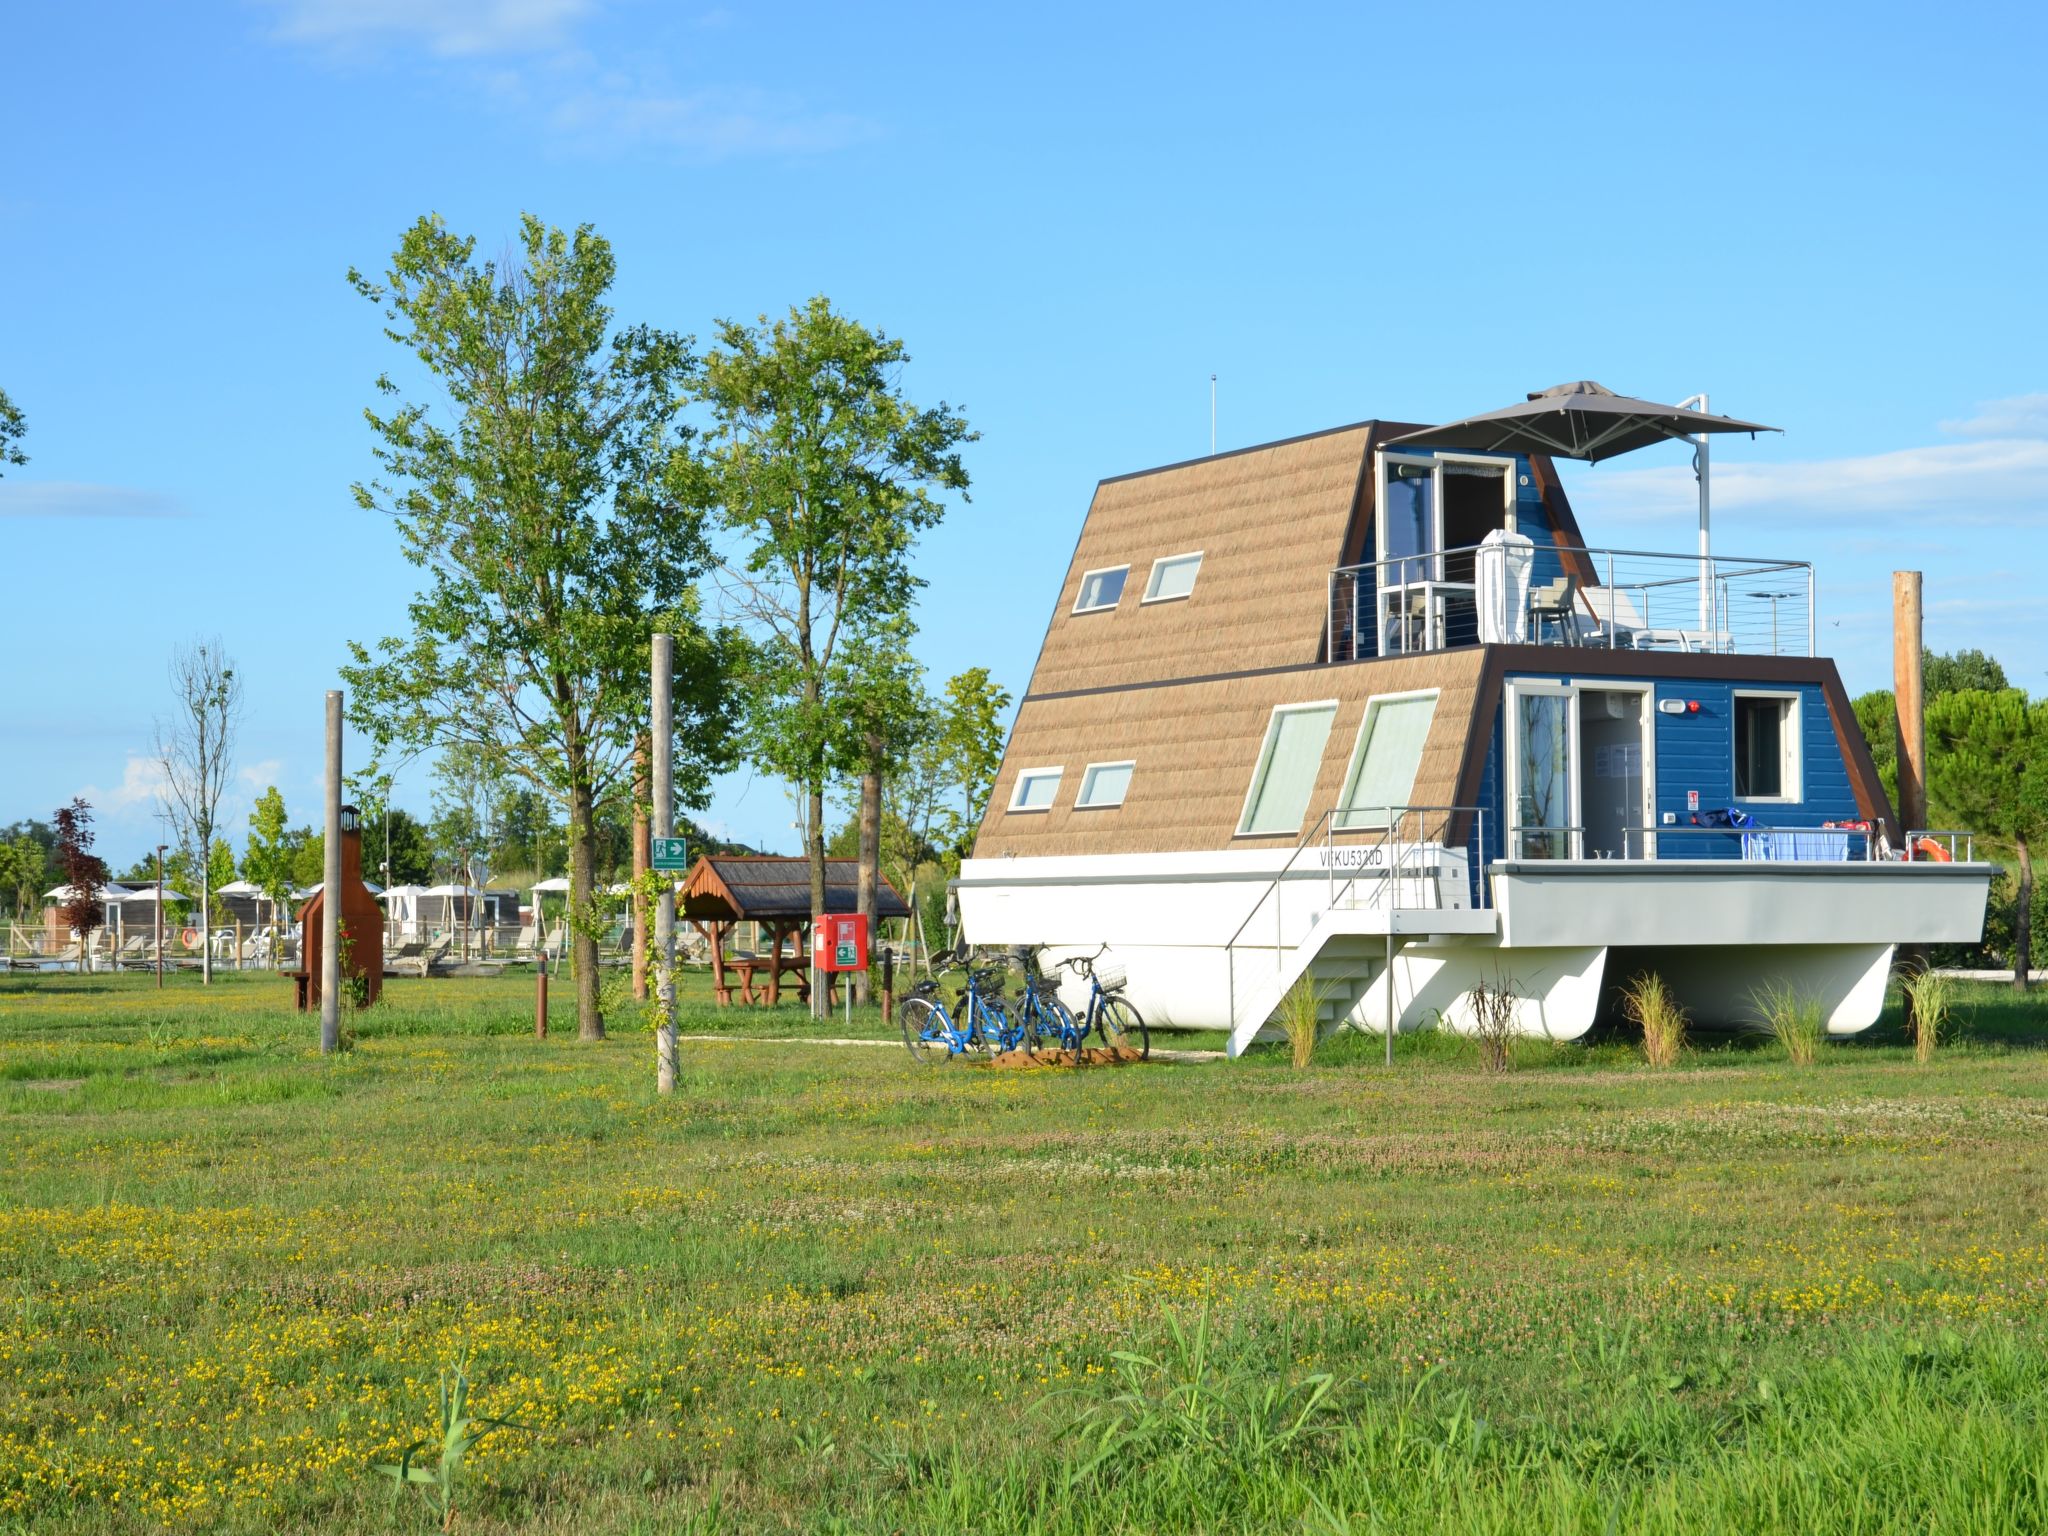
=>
[1479,673,1860,864]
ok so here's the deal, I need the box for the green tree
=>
[1925,689,2046,990]
[0,837,46,919]
[1854,650,2015,812]
[207,837,237,895]
[1924,648,2008,696]
[680,297,974,1013]
[831,613,930,997]
[341,214,741,1039]
[0,386,25,476]
[934,666,1010,861]
[154,637,243,985]
[244,787,299,932]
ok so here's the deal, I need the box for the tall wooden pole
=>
[320,690,342,1054]
[652,634,679,1095]
[631,739,650,1001]
[1893,571,1926,844]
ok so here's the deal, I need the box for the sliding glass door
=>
[1508,683,1574,859]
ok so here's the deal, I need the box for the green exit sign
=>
[651,837,691,870]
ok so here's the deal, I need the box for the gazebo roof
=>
[680,856,911,923]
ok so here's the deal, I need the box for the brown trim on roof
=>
[1525,453,1598,587]
[1096,419,1384,486]
[1449,647,1512,847]
[1483,644,1839,685]
[1819,670,1898,840]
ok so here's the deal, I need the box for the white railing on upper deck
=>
[1328,544,1816,663]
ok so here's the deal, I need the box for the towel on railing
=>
[1741,829,1852,862]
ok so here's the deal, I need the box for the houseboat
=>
[955,391,1993,1053]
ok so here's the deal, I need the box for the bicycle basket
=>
[1095,962,1127,994]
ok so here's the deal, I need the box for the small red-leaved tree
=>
[53,798,108,970]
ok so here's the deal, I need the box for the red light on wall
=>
[1687,700,1700,713]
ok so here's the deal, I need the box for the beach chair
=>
[112,934,150,970]
[417,937,453,976]
[384,940,425,976]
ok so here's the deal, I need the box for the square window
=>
[1008,768,1062,812]
[1143,552,1203,603]
[1337,691,1437,829]
[1074,566,1128,613]
[1076,761,1134,809]
[1733,694,1800,801]
[1238,703,1338,836]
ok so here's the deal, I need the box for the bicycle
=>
[1056,948,1150,1060]
[1010,949,1083,1051]
[898,958,1027,1064]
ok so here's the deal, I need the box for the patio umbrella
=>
[1386,382,1782,628]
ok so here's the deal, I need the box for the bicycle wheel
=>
[1040,993,1082,1050]
[899,996,952,1065]
[1095,995,1149,1060]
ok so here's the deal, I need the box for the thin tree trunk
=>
[569,772,603,1039]
[199,877,212,985]
[856,744,881,1007]
[809,780,828,1020]
[2017,837,2033,994]
[631,737,649,1002]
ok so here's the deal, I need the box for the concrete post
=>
[320,690,342,1054]
[652,634,679,1095]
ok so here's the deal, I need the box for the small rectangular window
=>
[1733,693,1800,801]
[1076,761,1134,809]
[1238,702,1338,836]
[1008,768,1062,812]
[1073,566,1128,613]
[1337,691,1438,829]
[1143,551,1203,603]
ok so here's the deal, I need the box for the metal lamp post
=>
[1750,590,1801,656]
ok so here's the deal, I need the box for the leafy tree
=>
[342,214,741,1039]
[933,667,1010,861]
[1854,651,2014,813]
[154,637,243,984]
[0,836,47,919]
[1925,689,2047,990]
[0,386,25,476]
[1924,648,2008,696]
[288,830,326,891]
[681,297,974,1013]
[363,807,434,887]
[831,613,929,998]
[52,800,108,967]
[207,837,237,895]
[244,787,297,918]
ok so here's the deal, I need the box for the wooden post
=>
[652,634,679,1096]
[535,953,549,1038]
[631,737,650,1002]
[1894,571,1926,845]
[320,691,342,1055]
[881,945,894,1024]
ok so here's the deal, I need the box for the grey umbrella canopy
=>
[1385,381,1779,462]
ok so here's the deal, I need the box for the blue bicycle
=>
[1012,950,1084,1050]
[1056,949,1150,1060]
[899,960,1028,1063]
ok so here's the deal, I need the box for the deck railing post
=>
[1606,551,1615,648]
[1808,565,1817,658]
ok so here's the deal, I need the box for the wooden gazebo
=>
[680,856,911,1005]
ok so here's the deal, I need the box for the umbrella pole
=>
[1682,392,1713,632]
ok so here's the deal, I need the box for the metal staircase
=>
[1222,805,1497,1058]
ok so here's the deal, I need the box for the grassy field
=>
[4,969,2048,1533]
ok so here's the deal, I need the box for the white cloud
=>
[1562,438,2048,530]
[1939,392,2048,439]
[239,759,284,792]
[0,482,187,519]
[259,0,592,57]
[77,756,169,814]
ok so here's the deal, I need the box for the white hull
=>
[957,852,1992,1044]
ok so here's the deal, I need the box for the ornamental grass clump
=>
[1466,974,1520,1074]
[1621,971,1688,1069]
[1753,980,1828,1066]
[1275,976,1326,1069]
[1901,966,1956,1065]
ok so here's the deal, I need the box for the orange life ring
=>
[1913,837,1953,863]
[180,927,201,950]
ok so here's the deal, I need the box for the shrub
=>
[1753,980,1828,1065]
[1465,974,1520,1074]
[1900,967,1955,1064]
[1621,971,1688,1068]
[1275,976,1325,1069]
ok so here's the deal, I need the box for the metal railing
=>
[1328,543,1816,662]
[1502,823,1978,863]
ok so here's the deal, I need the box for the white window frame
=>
[1502,679,1658,859]
[1072,564,1129,614]
[1732,690,1803,803]
[1141,550,1204,604]
[1336,688,1439,830]
[1075,760,1135,809]
[1372,451,1518,568]
[1007,767,1063,813]
[1235,699,1340,838]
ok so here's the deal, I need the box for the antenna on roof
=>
[1210,374,1217,455]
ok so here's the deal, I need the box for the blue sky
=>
[3,0,2044,867]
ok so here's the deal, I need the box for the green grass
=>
[2,970,2046,1532]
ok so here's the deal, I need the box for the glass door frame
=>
[1503,678,1659,861]
[1375,451,1519,655]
